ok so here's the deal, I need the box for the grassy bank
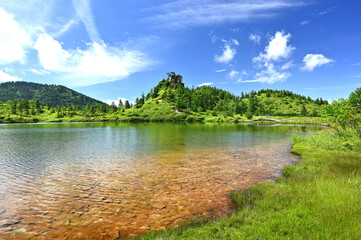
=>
[139,129,361,239]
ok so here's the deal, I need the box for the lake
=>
[0,122,315,239]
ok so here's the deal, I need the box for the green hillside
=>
[0,73,330,123]
[0,81,104,107]
[132,72,328,119]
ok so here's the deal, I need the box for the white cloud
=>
[232,39,239,45]
[31,68,49,75]
[34,34,152,87]
[145,0,305,29]
[103,97,128,106]
[215,69,226,73]
[243,62,290,84]
[228,70,243,82]
[0,1,76,39]
[249,31,294,84]
[229,70,240,78]
[254,31,295,62]
[301,54,333,71]
[299,20,309,25]
[317,8,336,16]
[72,0,100,43]
[214,40,237,64]
[281,61,295,70]
[249,33,261,44]
[351,63,361,66]
[0,69,21,82]
[198,82,213,87]
[0,8,32,65]
[52,18,80,38]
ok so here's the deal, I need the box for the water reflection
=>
[0,123,319,239]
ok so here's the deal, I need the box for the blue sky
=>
[0,0,360,104]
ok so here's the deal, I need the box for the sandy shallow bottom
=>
[0,140,299,239]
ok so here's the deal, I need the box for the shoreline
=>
[139,129,361,239]
[0,117,328,126]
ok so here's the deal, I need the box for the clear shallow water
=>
[0,122,315,239]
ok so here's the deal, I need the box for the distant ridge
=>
[0,81,104,107]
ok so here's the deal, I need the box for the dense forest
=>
[0,73,333,123]
[0,81,105,107]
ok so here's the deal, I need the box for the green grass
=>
[138,129,361,239]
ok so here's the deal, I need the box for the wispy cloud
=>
[215,69,226,73]
[351,63,361,66]
[0,69,21,82]
[0,1,154,87]
[229,70,240,79]
[317,7,336,16]
[249,33,261,44]
[198,82,213,87]
[52,18,80,38]
[144,0,305,29]
[31,68,49,75]
[299,20,309,25]
[305,85,355,91]
[281,61,295,70]
[72,0,100,43]
[34,34,152,87]
[0,0,74,38]
[301,54,333,71]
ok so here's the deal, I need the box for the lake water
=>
[0,122,314,239]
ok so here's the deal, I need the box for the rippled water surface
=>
[0,122,315,239]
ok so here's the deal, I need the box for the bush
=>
[186,115,194,122]
[245,111,253,119]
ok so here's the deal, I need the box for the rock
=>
[0,220,20,228]
[13,227,27,233]
[0,208,5,215]
[169,185,182,191]
[153,203,167,209]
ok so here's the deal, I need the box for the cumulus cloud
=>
[34,34,152,87]
[281,61,295,70]
[0,69,21,82]
[249,33,261,44]
[214,40,237,64]
[0,8,32,65]
[254,31,295,62]
[247,31,294,84]
[301,54,333,71]
[198,82,213,87]
[243,62,290,84]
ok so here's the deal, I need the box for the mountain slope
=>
[133,73,328,118]
[0,81,104,107]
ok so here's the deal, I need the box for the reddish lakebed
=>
[0,123,312,239]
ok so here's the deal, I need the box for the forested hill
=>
[0,81,104,107]
[134,72,328,117]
